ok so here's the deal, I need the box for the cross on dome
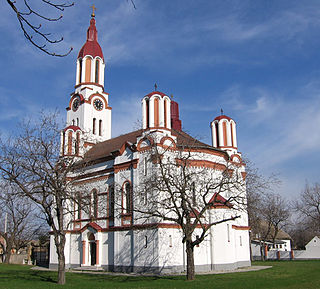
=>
[91,4,96,17]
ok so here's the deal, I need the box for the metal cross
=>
[154,83,157,91]
[91,4,96,17]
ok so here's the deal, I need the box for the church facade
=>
[49,15,251,273]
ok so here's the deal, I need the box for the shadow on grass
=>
[67,271,185,283]
[0,265,57,285]
[30,271,56,283]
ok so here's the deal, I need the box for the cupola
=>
[142,91,171,130]
[210,114,238,155]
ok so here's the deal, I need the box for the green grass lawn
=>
[0,260,319,289]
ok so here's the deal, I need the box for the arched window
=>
[85,58,91,82]
[95,59,100,83]
[222,121,227,146]
[76,192,81,220]
[109,185,114,222]
[75,132,80,155]
[76,118,79,126]
[123,182,132,214]
[191,182,196,206]
[93,118,96,135]
[62,131,65,156]
[67,131,73,155]
[90,189,98,218]
[99,120,102,136]
[72,119,75,126]
[78,58,83,83]
[164,99,168,128]
[215,122,219,147]
[145,99,149,128]
[154,97,159,127]
[230,122,234,147]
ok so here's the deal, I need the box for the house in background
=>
[250,222,292,260]
[294,236,320,259]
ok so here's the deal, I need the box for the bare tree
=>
[6,1,137,57]
[0,183,43,264]
[249,191,290,260]
[0,113,82,284]
[6,0,74,57]
[244,160,285,260]
[288,220,316,250]
[120,135,247,281]
[260,193,290,241]
[295,183,320,226]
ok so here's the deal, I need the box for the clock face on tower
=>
[72,98,80,111]
[93,99,103,111]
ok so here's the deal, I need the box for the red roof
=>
[80,222,103,232]
[78,17,104,60]
[214,115,232,122]
[64,125,81,132]
[145,91,167,98]
[208,193,231,207]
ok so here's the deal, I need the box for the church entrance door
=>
[88,233,96,266]
[90,242,96,265]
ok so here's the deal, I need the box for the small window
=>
[227,224,230,242]
[90,189,98,218]
[99,120,102,136]
[123,182,132,214]
[95,59,100,83]
[145,99,149,128]
[76,192,81,220]
[93,190,98,218]
[75,132,80,155]
[240,236,242,246]
[191,182,196,206]
[169,235,172,247]
[72,119,75,126]
[93,118,96,135]
[79,58,82,83]
[67,131,73,155]
[76,118,79,126]
[109,186,114,222]
[145,236,148,248]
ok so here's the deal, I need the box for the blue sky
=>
[1,0,320,199]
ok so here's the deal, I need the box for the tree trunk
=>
[57,252,66,285]
[54,232,66,285]
[4,250,12,264]
[186,241,195,281]
[4,243,12,264]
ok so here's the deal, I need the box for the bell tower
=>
[64,11,112,154]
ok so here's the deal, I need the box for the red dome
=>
[214,115,232,122]
[145,91,167,98]
[78,17,104,60]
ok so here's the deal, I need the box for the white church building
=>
[49,14,251,273]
